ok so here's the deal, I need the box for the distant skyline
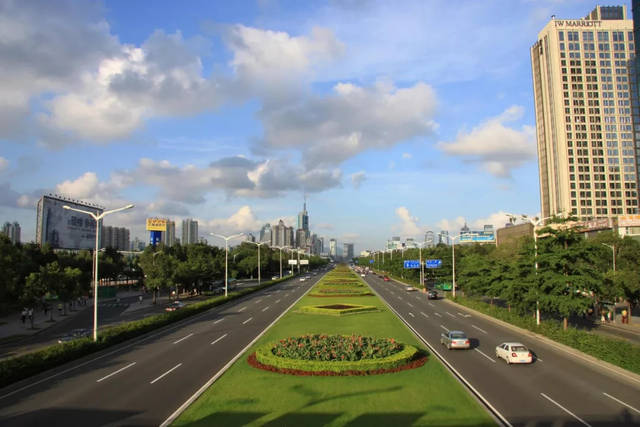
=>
[1,0,628,251]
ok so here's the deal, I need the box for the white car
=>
[360,273,366,277]
[495,342,533,364]
[299,277,306,282]
[405,286,417,292]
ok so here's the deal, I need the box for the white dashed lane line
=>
[540,393,592,426]
[275,299,281,304]
[408,312,415,317]
[420,312,429,318]
[474,348,496,363]
[458,312,471,318]
[440,325,449,332]
[242,317,253,325]
[96,362,136,383]
[238,306,247,312]
[211,333,227,345]
[472,324,488,334]
[428,302,435,307]
[446,312,456,318]
[255,299,262,304]
[262,306,270,312]
[213,318,224,324]
[407,302,414,308]
[603,392,640,414]
[173,333,194,344]
[150,363,182,385]
[434,312,442,317]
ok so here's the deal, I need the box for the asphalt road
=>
[0,272,325,426]
[364,273,640,427]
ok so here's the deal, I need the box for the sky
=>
[0,0,631,253]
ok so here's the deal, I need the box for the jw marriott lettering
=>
[554,20,601,27]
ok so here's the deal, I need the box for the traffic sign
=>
[425,259,442,268]
[404,260,420,269]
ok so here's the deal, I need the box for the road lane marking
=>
[243,317,253,325]
[440,325,449,332]
[150,363,182,384]
[408,312,415,317]
[603,392,640,414]
[434,312,442,317]
[255,299,262,304]
[407,302,414,307]
[238,306,247,312]
[472,325,488,334]
[96,362,136,383]
[428,302,434,307]
[262,306,270,312]
[446,312,456,318]
[173,333,194,344]
[458,312,471,318]
[474,348,496,363]
[275,299,281,303]
[284,293,289,297]
[213,318,224,324]
[397,296,403,300]
[540,393,592,426]
[420,312,429,318]
[211,334,228,345]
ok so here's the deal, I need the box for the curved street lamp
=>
[245,240,268,285]
[63,203,134,341]
[210,233,245,297]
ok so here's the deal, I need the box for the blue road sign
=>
[425,259,442,268]
[369,259,374,264]
[404,260,421,269]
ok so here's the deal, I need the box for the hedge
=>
[452,295,640,375]
[254,341,419,373]
[297,304,378,316]
[0,275,297,388]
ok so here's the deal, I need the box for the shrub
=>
[297,304,378,316]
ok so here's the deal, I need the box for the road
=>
[0,273,324,426]
[364,273,640,426]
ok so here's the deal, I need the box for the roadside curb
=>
[382,273,640,389]
[440,297,640,389]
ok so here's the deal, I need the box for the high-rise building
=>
[343,243,354,260]
[181,218,198,245]
[2,221,21,244]
[101,225,130,251]
[531,5,639,219]
[272,220,286,247]
[297,201,309,232]
[424,230,435,247]
[329,238,337,257]
[259,223,271,244]
[162,220,176,247]
[438,230,449,245]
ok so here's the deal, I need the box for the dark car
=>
[427,290,438,300]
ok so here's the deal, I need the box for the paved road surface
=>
[0,273,323,426]
[365,274,640,426]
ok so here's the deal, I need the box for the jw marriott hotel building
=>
[531,5,640,219]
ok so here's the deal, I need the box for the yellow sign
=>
[146,218,167,231]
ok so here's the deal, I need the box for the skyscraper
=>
[343,243,354,260]
[181,218,198,245]
[101,225,130,251]
[2,221,21,244]
[259,223,271,244]
[329,238,337,257]
[531,5,639,219]
[424,230,435,247]
[297,200,309,232]
[162,220,176,247]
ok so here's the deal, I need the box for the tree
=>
[138,248,177,303]
[21,262,61,328]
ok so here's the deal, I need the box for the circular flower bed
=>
[297,303,378,316]
[250,334,424,375]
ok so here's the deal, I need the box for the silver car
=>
[440,330,470,350]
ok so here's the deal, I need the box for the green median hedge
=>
[452,295,640,375]
[297,304,378,316]
[255,341,419,373]
[0,275,296,388]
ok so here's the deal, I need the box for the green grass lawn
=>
[174,270,496,426]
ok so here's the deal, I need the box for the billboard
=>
[146,218,167,231]
[36,195,103,250]
[459,232,495,243]
[300,259,309,265]
[288,259,298,265]
[619,215,640,227]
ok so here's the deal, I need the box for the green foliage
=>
[297,304,378,316]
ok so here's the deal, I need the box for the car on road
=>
[495,342,533,364]
[440,330,470,350]
[165,301,185,312]
[57,328,91,343]
[427,290,438,300]
[299,277,306,282]
[271,275,280,280]
[383,276,390,281]
[405,286,417,292]
[360,273,366,277]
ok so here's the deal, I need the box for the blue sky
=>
[0,0,631,252]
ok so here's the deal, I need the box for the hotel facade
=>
[531,5,640,219]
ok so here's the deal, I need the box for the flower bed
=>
[252,334,422,374]
[308,288,372,297]
[297,303,378,316]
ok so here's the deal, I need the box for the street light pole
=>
[63,203,134,342]
[210,233,245,297]
[245,241,266,285]
[450,235,462,299]
[602,243,616,273]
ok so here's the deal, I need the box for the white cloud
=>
[437,105,536,177]
[402,152,412,159]
[393,206,422,237]
[435,210,540,235]
[258,80,438,165]
[351,171,366,189]
[56,172,100,199]
[203,205,263,234]
[436,216,466,235]
[0,157,8,172]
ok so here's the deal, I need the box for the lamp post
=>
[602,243,616,273]
[210,233,244,297]
[245,241,267,285]
[63,203,134,342]
[273,246,289,279]
[506,212,563,325]
[450,235,462,299]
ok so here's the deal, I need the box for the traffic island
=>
[297,304,378,316]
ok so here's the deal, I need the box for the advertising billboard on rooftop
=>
[36,196,103,250]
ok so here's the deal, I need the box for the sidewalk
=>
[0,302,91,342]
